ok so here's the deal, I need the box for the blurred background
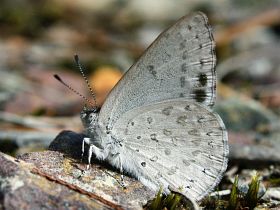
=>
[0,0,280,168]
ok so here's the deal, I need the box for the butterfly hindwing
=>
[111,99,228,201]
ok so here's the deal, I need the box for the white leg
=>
[119,155,126,188]
[81,138,85,161]
[87,144,94,170]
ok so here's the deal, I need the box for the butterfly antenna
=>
[53,74,96,107]
[74,55,97,109]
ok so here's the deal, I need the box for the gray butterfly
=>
[68,12,228,201]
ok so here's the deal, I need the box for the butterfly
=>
[56,11,228,202]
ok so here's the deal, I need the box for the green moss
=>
[147,188,186,210]
[227,175,239,210]
[201,173,262,210]
[244,173,260,210]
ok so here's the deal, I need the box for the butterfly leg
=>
[87,144,94,170]
[82,137,106,170]
[119,156,127,189]
[81,138,85,162]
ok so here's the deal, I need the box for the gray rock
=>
[0,152,116,210]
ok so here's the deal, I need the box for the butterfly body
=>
[80,12,228,201]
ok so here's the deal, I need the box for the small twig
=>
[215,8,280,46]
[0,111,55,130]
[0,111,81,132]
[0,130,56,147]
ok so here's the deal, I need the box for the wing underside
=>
[112,99,228,200]
[99,12,216,130]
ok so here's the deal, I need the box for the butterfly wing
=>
[111,99,228,201]
[99,12,216,130]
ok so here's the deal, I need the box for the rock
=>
[214,98,280,166]
[262,187,280,201]
[48,130,85,159]
[214,99,277,132]
[0,152,118,210]
[229,132,280,166]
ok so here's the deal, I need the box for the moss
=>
[201,173,262,210]
[227,175,239,210]
[244,173,260,210]
[146,188,187,210]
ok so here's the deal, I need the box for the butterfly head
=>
[80,105,100,128]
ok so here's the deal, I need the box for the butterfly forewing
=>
[111,99,228,201]
[99,12,216,130]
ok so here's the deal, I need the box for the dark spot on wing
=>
[188,129,200,136]
[131,121,135,126]
[179,41,186,50]
[165,148,171,155]
[199,58,212,69]
[141,162,146,167]
[208,154,214,160]
[150,133,158,142]
[167,166,178,175]
[212,47,216,55]
[162,106,173,115]
[177,115,188,126]
[147,117,153,124]
[150,156,158,162]
[171,136,179,146]
[163,129,172,136]
[137,136,141,139]
[191,139,201,146]
[208,141,214,148]
[192,150,201,156]
[195,34,199,39]
[182,51,187,60]
[199,73,207,86]
[197,116,206,123]
[148,65,157,77]
[193,89,207,103]
[180,76,186,88]
[182,159,190,166]
[188,25,192,30]
[181,63,187,72]
[185,105,191,111]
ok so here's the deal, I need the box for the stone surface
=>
[0,152,117,210]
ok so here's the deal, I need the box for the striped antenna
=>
[53,74,96,108]
[74,55,97,108]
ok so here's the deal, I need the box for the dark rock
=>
[48,130,85,159]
